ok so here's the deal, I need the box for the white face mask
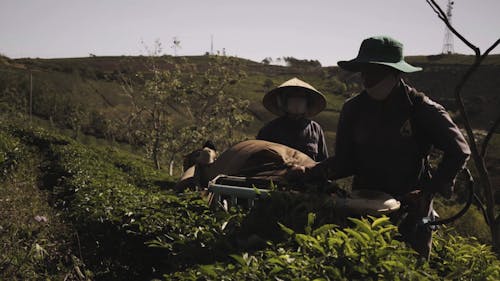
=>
[366,75,399,100]
[286,97,308,115]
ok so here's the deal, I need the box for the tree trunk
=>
[152,130,162,170]
[169,159,174,176]
[495,216,500,251]
[153,150,161,170]
[152,111,162,170]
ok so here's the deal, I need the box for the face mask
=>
[286,97,308,115]
[365,75,399,100]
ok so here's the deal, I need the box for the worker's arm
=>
[416,98,471,197]
[301,102,356,181]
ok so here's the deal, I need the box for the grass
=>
[0,145,90,280]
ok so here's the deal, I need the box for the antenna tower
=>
[442,0,455,54]
[210,34,214,55]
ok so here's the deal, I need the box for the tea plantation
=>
[1,122,499,280]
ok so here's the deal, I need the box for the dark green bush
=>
[168,216,500,281]
[431,231,500,280]
[3,124,499,281]
[168,216,430,280]
[8,125,234,279]
[0,131,22,179]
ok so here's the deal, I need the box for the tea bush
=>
[97,146,175,189]
[0,130,22,179]
[6,125,236,279]
[2,124,500,280]
[0,126,92,280]
[168,216,500,281]
[168,216,430,281]
[430,231,500,280]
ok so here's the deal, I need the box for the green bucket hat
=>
[337,36,422,73]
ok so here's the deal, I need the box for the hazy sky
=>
[1,0,499,66]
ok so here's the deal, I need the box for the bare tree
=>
[118,42,251,172]
[426,0,500,250]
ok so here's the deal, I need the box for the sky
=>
[1,0,499,66]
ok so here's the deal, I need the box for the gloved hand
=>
[400,189,424,209]
[286,162,329,184]
[400,189,433,217]
[285,164,308,182]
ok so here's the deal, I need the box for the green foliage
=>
[168,216,428,280]
[0,130,22,179]
[4,124,237,279]
[119,44,252,169]
[1,123,499,280]
[283,56,322,68]
[434,198,491,243]
[0,131,90,280]
[0,69,29,114]
[96,146,174,189]
[431,230,500,280]
[325,76,348,95]
[169,216,500,281]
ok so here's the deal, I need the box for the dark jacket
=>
[321,82,470,197]
[257,116,328,161]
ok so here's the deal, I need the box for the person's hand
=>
[286,162,329,185]
[401,189,423,209]
[401,189,433,216]
[286,164,307,182]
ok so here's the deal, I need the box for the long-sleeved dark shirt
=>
[257,116,328,161]
[322,82,470,197]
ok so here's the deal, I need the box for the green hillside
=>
[2,54,499,146]
[1,51,499,278]
[2,53,499,185]
[1,122,498,280]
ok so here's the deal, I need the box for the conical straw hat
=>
[262,77,326,117]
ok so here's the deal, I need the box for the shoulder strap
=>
[403,82,426,145]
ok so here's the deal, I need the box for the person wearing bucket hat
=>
[288,36,471,258]
[257,77,328,161]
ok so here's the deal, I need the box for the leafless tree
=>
[426,0,500,250]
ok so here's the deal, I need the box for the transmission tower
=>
[210,34,214,55]
[442,0,455,54]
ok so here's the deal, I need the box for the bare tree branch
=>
[482,39,500,59]
[425,0,500,250]
[425,0,445,20]
[426,0,480,55]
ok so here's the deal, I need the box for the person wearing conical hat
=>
[289,36,470,258]
[257,77,328,161]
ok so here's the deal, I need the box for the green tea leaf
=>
[278,222,295,236]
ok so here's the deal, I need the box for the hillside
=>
[1,123,498,280]
[1,53,499,186]
[1,52,500,279]
[2,54,499,142]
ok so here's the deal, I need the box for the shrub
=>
[168,216,500,281]
[0,131,22,179]
[430,231,500,280]
[168,216,432,280]
[3,124,499,280]
[8,125,235,279]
